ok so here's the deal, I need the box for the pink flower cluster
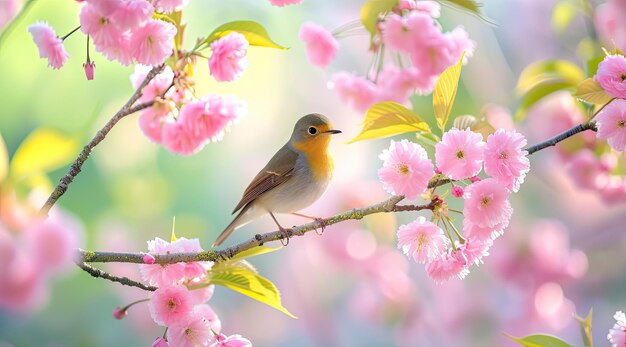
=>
[595,54,626,99]
[130,66,247,155]
[380,128,530,282]
[596,98,626,151]
[608,311,626,347]
[299,22,339,68]
[0,209,82,312]
[209,32,249,82]
[326,1,475,112]
[79,0,177,66]
[27,22,70,69]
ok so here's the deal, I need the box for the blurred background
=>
[1,0,625,346]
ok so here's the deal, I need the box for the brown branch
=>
[39,65,165,216]
[75,261,157,291]
[76,195,440,265]
[524,121,597,155]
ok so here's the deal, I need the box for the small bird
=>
[213,113,341,247]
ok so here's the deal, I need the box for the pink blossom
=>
[152,0,189,13]
[526,91,586,146]
[595,1,626,52]
[130,65,175,102]
[463,178,513,229]
[567,150,607,190]
[79,4,123,48]
[608,311,626,347]
[143,253,156,264]
[598,175,626,204]
[435,128,485,180]
[167,313,213,347]
[328,72,378,112]
[152,337,171,347]
[195,304,222,333]
[596,99,626,151]
[425,248,469,283]
[382,12,441,53]
[458,238,492,266]
[130,19,176,66]
[463,219,508,242]
[83,61,96,80]
[0,0,20,30]
[414,0,440,17]
[139,237,187,285]
[139,108,168,143]
[211,333,252,347]
[112,306,127,319]
[162,120,206,155]
[209,32,249,82]
[378,139,434,199]
[595,54,626,98]
[148,284,194,326]
[111,0,153,31]
[26,209,81,273]
[28,22,70,69]
[97,32,134,65]
[483,129,530,192]
[397,216,448,263]
[268,0,302,6]
[85,0,123,16]
[451,186,464,198]
[299,22,339,68]
[181,95,246,144]
[0,251,46,312]
[376,65,423,103]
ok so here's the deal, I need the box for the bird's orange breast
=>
[292,136,334,181]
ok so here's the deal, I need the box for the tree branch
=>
[524,121,597,155]
[77,195,440,265]
[75,261,157,291]
[39,65,165,216]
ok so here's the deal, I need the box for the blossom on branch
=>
[27,22,70,69]
[378,139,434,199]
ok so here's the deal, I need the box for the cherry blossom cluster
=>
[299,0,475,112]
[0,206,81,312]
[378,127,530,283]
[129,237,251,347]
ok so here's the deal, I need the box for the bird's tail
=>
[213,205,256,247]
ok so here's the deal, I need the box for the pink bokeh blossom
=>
[595,99,626,151]
[484,129,530,192]
[152,0,189,13]
[209,32,249,82]
[608,311,626,347]
[397,216,448,264]
[28,22,70,69]
[328,72,378,112]
[595,54,626,98]
[463,178,513,229]
[435,128,485,180]
[299,22,339,67]
[149,284,194,326]
[378,139,434,199]
[268,0,302,6]
[211,333,252,347]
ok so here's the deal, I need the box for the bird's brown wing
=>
[231,143,298,214]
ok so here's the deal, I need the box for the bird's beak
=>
[323,129,342,134]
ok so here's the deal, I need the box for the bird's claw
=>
[314,218,327,236]
[279,227,291,246]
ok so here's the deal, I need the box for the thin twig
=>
[75,261,157,291]
[77,195,440,265]
[39,65,165,216]
[524,121,597,155]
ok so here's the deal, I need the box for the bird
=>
[212,113,341,247]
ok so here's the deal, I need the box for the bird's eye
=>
[308,126,318,135]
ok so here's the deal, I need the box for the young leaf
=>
[574,308,594,347]
[504,333,574,347]
[551,1,577,33]
[10,128,78,180]
[360,0,398,37]
[516,60,584,94]
[229,246,282,262]
[439,0,495,24]
[170,217,177,242]
[205,21,287,50]
[452,114,477,130]
[209,262,297,318]
[348,101,431,143]
[433,53,465,132]
[515,80,575,120]
[573,78,614,105]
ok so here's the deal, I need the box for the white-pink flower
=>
[328,72,378,112]
[608,311,626,347]
[463,219,508,242]
[595,54,626,98]
[463,178,513,229]
[129,19,176,66]
[397,216,448,263]
[596,99,626,151]
[209,32,249,82]
[425,248,469,283]
[484,129,530,192]
[28,22,70,69]
[152,0,189,13]
[435,128,485,180]
[378,139,434,199]
[268,0,302,6]
[149,284,194,326]
[299,22,339,68]
[211,333,252,347]
[167,312,213,347]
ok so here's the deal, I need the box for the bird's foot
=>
[278,227,291,246]
[313,218,327,236]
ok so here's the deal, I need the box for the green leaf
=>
[360,0,398,37]
[515,80,576,120]
[205,21,287,50]
[573,78,614,105]
[10,128,78,180]
[170,217,177,242]
[209,262,296,318]
[348,102,431,143]
[574,308,594,347]
[0,133,7,183]
[433,52,465,132]
[504,333,573,347]
[586,55,605,77]
[552,1,577,33]
[229,246,282,262]
[516,60,584,94]
[439,0,495,24]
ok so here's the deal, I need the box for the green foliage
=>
[438,0,494,24]
[551,1,577,33]
[573,78,614,106]
[574,308,594,347]
[515,60,585,119]
[205,21,288,50]
[433,53,465,133]
[208,259,296,318]
[505,333,574,347]
[348,102,431,143]
[360,0,399,38]
[229,246,282,262]
[0,134,7,183]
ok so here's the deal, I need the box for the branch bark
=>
[75,261,157,291]
[39,65,165,216]
[524,121,597,155]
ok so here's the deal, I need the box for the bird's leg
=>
[290,212,327,236]
[269,212,290,246]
